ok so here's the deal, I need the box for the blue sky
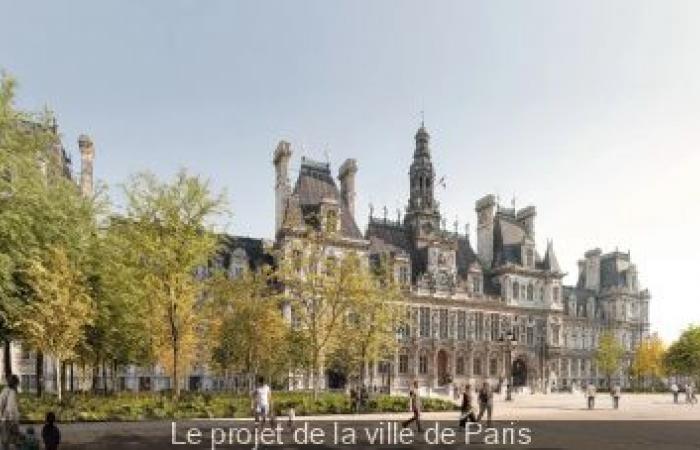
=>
[2,0,699,342]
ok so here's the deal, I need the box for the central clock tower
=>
[404,123,441,243]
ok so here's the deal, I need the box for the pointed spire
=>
[543,239,561,273]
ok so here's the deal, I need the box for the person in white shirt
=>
[671,383,679,404]
[0,375,20,450]
[252,376,271,425]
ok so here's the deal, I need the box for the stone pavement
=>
[25,394,700,449]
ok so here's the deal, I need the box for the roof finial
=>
[511,194,516,210]
[420,109,425,127]
[383,205,388,222]
[369,203,374,219]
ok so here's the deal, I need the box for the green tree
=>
[630,334,665,390]
[664,325,700,383]
[209,267,288,389]
[0,73,100,391]
[11,246,94,401]
[122,171,225,398]
[595,331,625,389]
[339,257,404,387]
[280,229,378,398]
[80,217,153,392]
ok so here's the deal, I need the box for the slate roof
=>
[289,158,363,239]
[492,213,528,266]
[456,236,479,278]
[542,241,562,273]
[600,253,630,288]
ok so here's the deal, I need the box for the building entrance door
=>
[512,357,528,387]
[437,350,449,385]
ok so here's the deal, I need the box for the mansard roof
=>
[285,157,363,239]
[365,217,481,280]
[492,212,529,266]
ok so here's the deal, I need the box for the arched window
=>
[527,284,534,301]
[512,281,520,299]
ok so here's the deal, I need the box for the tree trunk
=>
[3,340,11,379]
[69,363,74,392]
[36,352,44,397]
[92,358,99,393]
[56,357,62,402]
[60,361,67,395]
[102,360,108,393]
[173,340,180,399]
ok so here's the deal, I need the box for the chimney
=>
[584,248,602,292]
[516,205,536,237]
[78,134,94,197]
[338,158,358,220]
[475,194,496,268]
[273,141,292,234]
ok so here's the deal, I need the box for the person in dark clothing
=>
[41,412,60,450]
[401,381,422,432]
[458,384,476,428]
[476,382,493,426]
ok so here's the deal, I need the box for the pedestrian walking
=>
[671,383,679,404]
[0,375,20,450]
[401,381,422,432]
[611,384,621,409]
[252,376,271,426]
[689,383,698,405]
[684,383,691,404]
[458,384,477,428]
[41,412,60,450]
[476,381,493,426]
[585,383,596,410]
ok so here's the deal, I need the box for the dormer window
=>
[526,248,534,267]
[326,209,338,232]
[512,281,520,299]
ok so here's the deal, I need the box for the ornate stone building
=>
[260,123,651,392]
[3,123,651,394]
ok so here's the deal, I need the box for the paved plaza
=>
[34,394,700,449]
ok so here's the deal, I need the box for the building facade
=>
[3,124,651,394]
[264,124,651,392]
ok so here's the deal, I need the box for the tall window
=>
[399,266,410,286]
[526,249,534,267]
[326,209,338,232]
[527,284,534,301]
[473,357,482,376]
[512,281,520,300]
[419,307,431,337]
[399,355,409,374]
[527,327,534,346]
[457,311,466,340]
[419,355,428,374]
[456,357,465,375]
[489,358,498,376]
[490,313,499,341]
[439,309,448,339]
[475,312,484,341]
[553,286,560,302]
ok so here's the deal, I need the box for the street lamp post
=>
[500,330,518,401]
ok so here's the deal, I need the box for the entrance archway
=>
[512,357,528,387]
[437,350,449,385]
